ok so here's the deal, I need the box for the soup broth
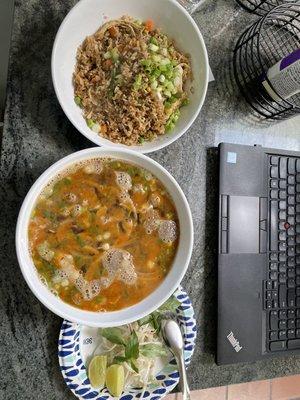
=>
[28,159,179,312]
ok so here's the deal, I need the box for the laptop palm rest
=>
[228,196,259,254]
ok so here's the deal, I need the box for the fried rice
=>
[73,16,192,145]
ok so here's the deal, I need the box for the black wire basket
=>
[236,0,293,15]
[233,2,300,120]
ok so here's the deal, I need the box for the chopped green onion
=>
[152,54,161,63]
[164,90,172,98]
[133,74,143,91]
[151,68,161,78]
[173,110,180,122]
[165,110,180,132]
[159,74,165,83]
[150,37,158,45]
[87,119,96,129]
[141,59,151,67]
[160,58,170,66]
[151,80,158,90]
[149,43,159,52]
[166,121,175,132]
[166,81,175,91]
[74,96,82,107]
[165,70,173,80]
[86,120,100,135]
[111,48,119,62]
[181,98,190,106]
[138,136,145,144]
[145,66,153,74]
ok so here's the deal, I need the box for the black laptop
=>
[217,142,300,365]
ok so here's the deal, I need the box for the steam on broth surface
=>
[28,159,179,311]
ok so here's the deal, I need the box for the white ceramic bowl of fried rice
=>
[51,0,209,153]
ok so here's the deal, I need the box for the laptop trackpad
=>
[229,196,259,254]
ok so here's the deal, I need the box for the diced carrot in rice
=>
[144,19,154,31]
[108,26,118,38]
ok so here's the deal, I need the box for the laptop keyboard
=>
[265,155,300,352]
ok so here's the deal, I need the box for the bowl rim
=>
[15,147,194,327]
[51,0,209,154]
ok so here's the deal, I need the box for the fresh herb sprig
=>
[100,328,140,372]
[99,295,177,372]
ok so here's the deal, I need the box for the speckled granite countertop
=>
[1,1,300,398]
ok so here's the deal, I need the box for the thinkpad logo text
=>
[227,331,243,353]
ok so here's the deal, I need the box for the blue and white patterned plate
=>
[58,286,196,400]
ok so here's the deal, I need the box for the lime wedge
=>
[106,364,125,397]
[88,355,107,389]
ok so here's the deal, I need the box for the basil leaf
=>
[140,344,168,358]
[113,356,127,364]
[151,312,161,332]
[139,296,180,331]
[101,328,126,346]
[130,359,139,373]
[125,331,139,360]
